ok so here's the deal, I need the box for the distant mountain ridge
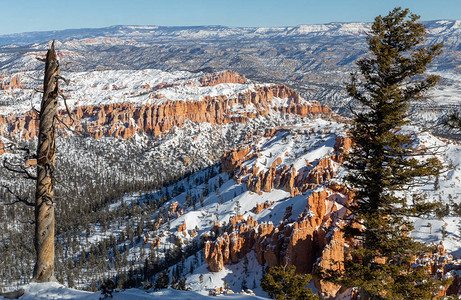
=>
[0,20,460,46]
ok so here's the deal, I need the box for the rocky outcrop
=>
[222,147,252,174]
[178,222,187,235]
[211,127,355,297]
[150,236,161,249]
[444,261,461,296]
[0,139,5,155]
[0,111,38,140]
[228,150,338,196]
[412,242,461,297]
[204,190,346,276]
[222,129,352,198]
[0,75,25,90]
[203,189,350,298]
[251,201,274,214]
[314,229,345,299]
[0,84,331,140]
[168,202,183,218]
[199,70,246,86]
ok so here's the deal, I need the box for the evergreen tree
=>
[154,272,169,290]
[260,265,317,300]
[327,7,446,299]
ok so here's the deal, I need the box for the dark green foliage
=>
[329,7,446,299]
[171,277,187,290]
[154,272,169,290]
[260,265,318,300]
[99,279,115,299]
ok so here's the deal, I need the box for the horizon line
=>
[1,18,459,37]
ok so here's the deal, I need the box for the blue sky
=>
[1,0,460,35]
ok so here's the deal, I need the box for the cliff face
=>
[199,70,247,86]
[0,78,331,140]
[203,127,353,298]
[204,190,348,298]
[222,133,352,197]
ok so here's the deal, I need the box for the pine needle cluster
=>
[261,265,318,300]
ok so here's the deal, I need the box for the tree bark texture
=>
[33,41,59,282]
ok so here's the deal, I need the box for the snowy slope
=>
[0,282,264,300]
[75,120,459,296]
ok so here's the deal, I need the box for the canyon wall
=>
[204,129,354,298]
[0,83,331,140]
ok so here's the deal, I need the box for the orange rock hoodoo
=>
[199,70,247,86]
[222,133,353,197]
[207,129,355,298]
[204,190,347,298]
[0,139,5,155]
[0,75,25,90]
[0,84,331,140]
[168,202,183,218]
[178,222,187,235]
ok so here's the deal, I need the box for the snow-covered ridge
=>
[0,20,459,46]
[0,69,264,116]
[0,69,331,140]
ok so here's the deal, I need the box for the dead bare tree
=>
[32,41,67,282]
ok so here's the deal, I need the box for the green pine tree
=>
[154,272,169,290]
[325,7,448,299]
[260,265,318,300]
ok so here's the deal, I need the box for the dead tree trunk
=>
[33,41,59,282]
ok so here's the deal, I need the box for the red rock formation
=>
[143,233,151,246]
[25,159,37,167]
[199,70,246,86]
[202,157,352,296]
[168,202,183,218]
[0,139,5,155]
[150,236,161,249]
[0,75,25,90]
[444,261,461,296]
[0,82,332,140]
[205,233,230,272]
[251,201,274,214]
[221,126,353,202]
[222,147,252,174]
[204,190,344,277]
[314,229,345,299]
[178,222,187,235]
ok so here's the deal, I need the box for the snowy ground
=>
[0,283,265,300]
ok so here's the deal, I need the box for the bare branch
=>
[1,185,35,207]
[55,75,70,85]
[54,115,77,133]
[58,90,75,124]
[17,218,35,225]
[32,107,40,115]
[2,158,37,180]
